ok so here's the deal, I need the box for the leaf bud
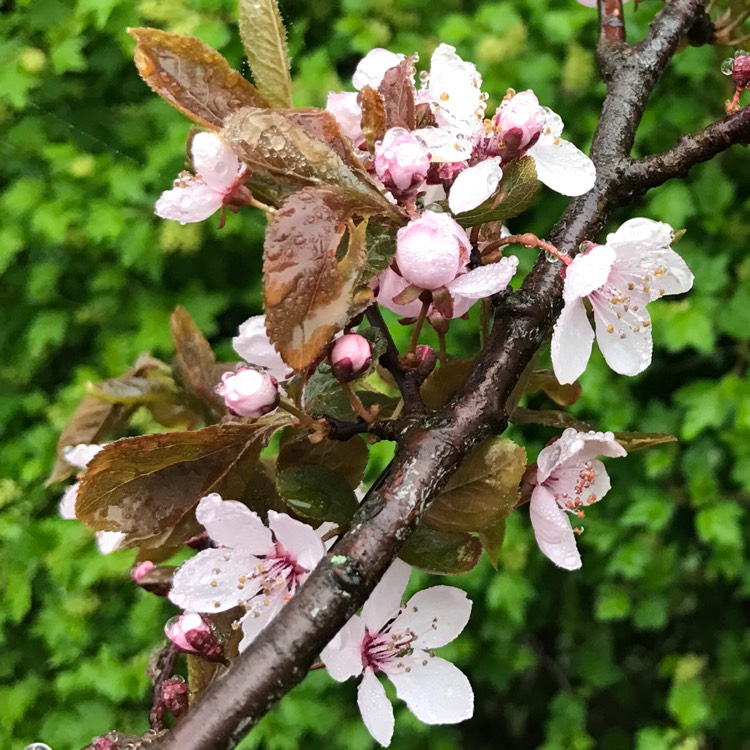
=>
[216,367,279,418]
[414,345,438,378]
[329,334,373,383]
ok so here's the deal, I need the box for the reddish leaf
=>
[359,86,386,150]
[263,188,374,369]
[378,58,416,131]
[76,423,275,537]
[129,27,267,129]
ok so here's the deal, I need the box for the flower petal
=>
[390,653,474,725]
[191,132,243,190]
[529,485,582,570]
[394,586,472,649]
[362,559,412,633]
[352,48,405,91]
[238,587,287,651]
[95,531,126,555]
[169,547,259,613]
[528,136,596,197]
[563,246,616,302]
[232,315,288,380]
[268,511,326,572]
[63,443,104,469]
[376,267,425,318]
[196,493,273,554]
[552,457,612,507]
[59,483,79,520]
[321,615,366,682]
[448,158,502,214]
[358,668,395,747]
[447,256,518,299]
[538,428,625,484]
[155,181,223,224]
[550,298,595,385]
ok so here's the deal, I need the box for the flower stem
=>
[278,400,323,431]
[340,382,377,424]
[408,300,430,355]
[482,233,572,266]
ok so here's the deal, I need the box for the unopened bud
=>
[493,90,545,154]
[131,561,155,582]
[374,127,430,198]
[329,334,372,382]
[216,368,279,418]
[161,676,189,718]
[414,345,437,378]
[732,52,750,90]
[165,612,225,662]
[131,561,173,597]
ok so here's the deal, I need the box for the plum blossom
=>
[377,211,518,319]
[551,218,694,384]
[155,132,247,224]
[321,559,473,747]
[232,315,288,382]
[164,612,225,661]
[373,128,431,198]
[169,493,325,651]
[330,333,373,382]
[216,367,279,418]
[530,429,626,570]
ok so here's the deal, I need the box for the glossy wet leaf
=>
[128,27,267,130]
[399,526,482,575]
[479,518,507,568]
[222,107,393,213]
[76,423,273,536]
[277,429,368,490]
[277,465,358,525]
[241,458,287,517]
[420,359,475,410]
[528,369,583,407]
[615,431,678,452]
[362,223,397,281]
[511,407,591,431]
[263,188,375,369]
[238,0,292,109]
[378,57,416,131]
[454,156,538,227]
[86,374,178,407]
[425,438,526,533]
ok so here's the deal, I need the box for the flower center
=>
[362,626,417,673]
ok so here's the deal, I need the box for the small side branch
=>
[599,0,626,46]
[628,106,750,191]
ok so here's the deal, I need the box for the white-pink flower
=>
[373,127,431,197]
[551,218,694,384]
[378,211,518,318]
[155,132,246,224]
[330,333,373,382]
[232,315,288,382]
[352,48,406,91]
[321,559,474,747]
[530,428,626,570]
[169,493,325,651]
[216,367,279,418]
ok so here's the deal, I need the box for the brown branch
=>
[599,0,627,47]
[155,2,727,749]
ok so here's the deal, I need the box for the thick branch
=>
[156,2,724,749]
[627,106,750,190]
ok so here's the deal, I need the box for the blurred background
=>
[2,0,749,747]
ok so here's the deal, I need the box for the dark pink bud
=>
[414,345,437,378]
[216,367,279,418]
[329,334,372,382]
[733,54,750,90]
[131,561,155,583]
[165,612,225,662]
[161,676,189,718]
[131,561,173,597]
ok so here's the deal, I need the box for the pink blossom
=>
[352,48,406,91]
[494,89,545,152]
[448,157,502,214]
[330,333,372,382]
[321,560,474,746]
[326,91,365,147]
[155,132,246,224]
[551,218,694,383]
[232,315,288,382]
[164,611,224,661]
[530,429,626,570]
[169,493,325,651]
[216,367,279,418]
[378,211,518,318]
[373,128,430,197]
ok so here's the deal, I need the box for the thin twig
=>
[599,0,627,46]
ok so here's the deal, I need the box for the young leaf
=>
[277,429,368,490]
[378,58,416,131]
[479,518,507,568]
[128,27,267,130]
[277,465,358,525]
[424,437,526,533]
[361,223,397,281]
[359,86,386,150]
[170,306,224,420]
[454,156,538,227]
[527,369,583,407]
[399,526,482,575]
[238,0,292,109]
[86,375,178,407]
[614,432,678,452]
[76,423,274,537]
[263,188,375,369]
[223,108,395,214]
[420,359,475,410]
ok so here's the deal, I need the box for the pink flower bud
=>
[395,211,471,290]
[329,334,373,382]
[374,128,430,197]
[131,561,172,597]
[160,676,189,718]
[732,53,750,90]
[216,368,279,418]
[494,90,545,153]
[131,561,155,583]
[165,612,225,662]
[414,345,437,377]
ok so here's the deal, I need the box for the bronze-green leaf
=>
[277,465,358,525]
[454,156,538,227]
[76,423,273,536]
[128,27,267,129]
[527,369,583,407]
[399,526,482,575]
[425,438,526,533]
[614,431,678,452]
[420,359,475,410]
[359,86,386,151]
[264,188,375,369]
[378,57,416,132]
[479,517,506,568]
[238,0,292,109]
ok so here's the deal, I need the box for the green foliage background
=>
[1,0,749,747]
